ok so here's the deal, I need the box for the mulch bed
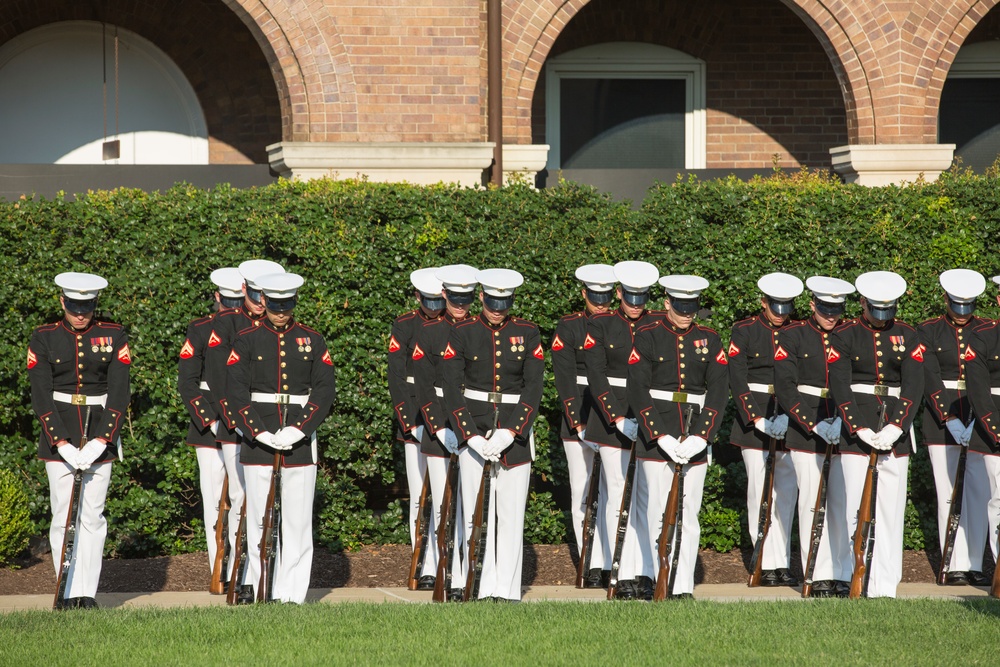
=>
[0,543,956,595]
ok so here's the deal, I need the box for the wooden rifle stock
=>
[937,431,970,585]
[606,441,638,600]
[226,499,248,605]
[575,449,602,588]
[209,474,231,595]
[991,545,1000,598]
[802,440,834,598]
[432,453,460,602]
[747,435,778,587]
[257,451,282,603]
[653,405,694,601]
[464,459,493,601]
[408,470,433,590]
[849,404,887,599]
[53,406,91,610]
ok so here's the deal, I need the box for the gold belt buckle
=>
[71,394,86,406]
[872,385,888,396]
[275,394,290,404]
[955,380,967,391]
[672,391,688,403]
[766,384,774,395]
[487,391,502,404]
[819,388,830,398]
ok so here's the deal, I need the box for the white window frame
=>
[545,42,706,170]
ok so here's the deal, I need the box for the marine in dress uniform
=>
[177,268,248,587]
[728,272,803,587]
[388,267,446,590]
[204,259,284,603]
[585,261,660,599]
[412,264,479,599]
[918,269,991,585]
[226,272,337,604]
[551,264,616,588]
[773,276,856,597]
[627,275,729,599]
[828,271,924,598]
[440,269,543,601]
[963,275,1000,575]
[28,273,131,609]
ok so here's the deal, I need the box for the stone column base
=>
[830,144,956,186]
[501,144,549,186]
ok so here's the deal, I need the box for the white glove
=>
[274,426,306,448]
[616,418,639,441]
[656,434,681,458]
[57,444,82,470]
[577,428,586,441]
[873,424,903,451]
[945,419,966,445]
[436,428,459,454]
[77,439,107,469]
[411,425,425,443]
[580,438,600,453]
[466,435,496,461]
[813,418,842,445]
[255,431,275,446]
[770,415,789,439]
[753,418,769,435]
[677,435,708,460]
[210,421,220,436]
[488,429,515,455]
[961,421,975,447]
[855,428,877,447]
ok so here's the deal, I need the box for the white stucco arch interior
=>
[0,21,208,164]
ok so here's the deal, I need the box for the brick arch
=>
[227,0,357,141]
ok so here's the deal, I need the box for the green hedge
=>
[1,169,997,558]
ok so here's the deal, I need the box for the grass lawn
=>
[2,598,998,666]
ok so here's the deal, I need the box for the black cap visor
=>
[585,288,613,305]
[867,303,897,321]
[246,287,263,304]
[265,296,297,313]
[445,289,475,306]
[622,289,649,306]
[814,298,844,317]
[948,297,976,317]
[767,297,794,316]
[484,294,514,311]
[420,295,447,311]
[220,296,243,309]
[64,297,97,314]
[670,296,700,315]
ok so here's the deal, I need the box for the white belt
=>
[576,375,589,386]
[850,383,900,398]
[797,384,830,398]
[942,380,966,391]
[463,389,521,404]
[607,376,627,388]
[649,389,705,409]
[52,392,107,406]
[406,376,415,385]
[991,388,1000,396]
[199,381,210,391]
[747,382,773,394]
[250,392,309,407]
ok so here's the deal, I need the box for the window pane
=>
[940,78,1000,172]
[560,78,685,168]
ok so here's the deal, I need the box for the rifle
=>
[802,438,835,598]
[575,449,603,588]
[257,450,282,603]
[606,438,638,600]
[991,536,1000,598]
[849,402,888,599]
[463,459,493,601]
[408,469,433,590]
[209,474,231,595]
[654,404,694,601]
[937,419,971,585]
[226,499,248,605]
[747,434,778,587]
[53,406,91,610]
[432,452,461,602]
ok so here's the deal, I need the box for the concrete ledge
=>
[830,143,956,186]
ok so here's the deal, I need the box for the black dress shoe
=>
[669,592,694,600]
[759,570,780,587]
[584,568,604,589]
[416,575,436,591]
[635,576,654,601]
[78,597,99,609]
[236,585,255,605]
[808,580,836,598]
[447,588,465,602]
[776,568,799,586]
[966,571,990,586]
[834,580,851,598]
[59,597,81,610]
[945,571,970,586]
[612,579,637,600]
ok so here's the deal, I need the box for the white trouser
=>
[405,441,428,548]
[562,439,604,570]
[425,455,459,583]
[927,444,989,572]
[642,460,708,596]
[741,448,797,570]
[196,444,247,579]
[47,460,112,599]
[599,445,649,580]
[985,454,1000,561]
[841,452,909,598]
[790,450,848,582]
[459,447,530,600]
[245,463,316,604]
